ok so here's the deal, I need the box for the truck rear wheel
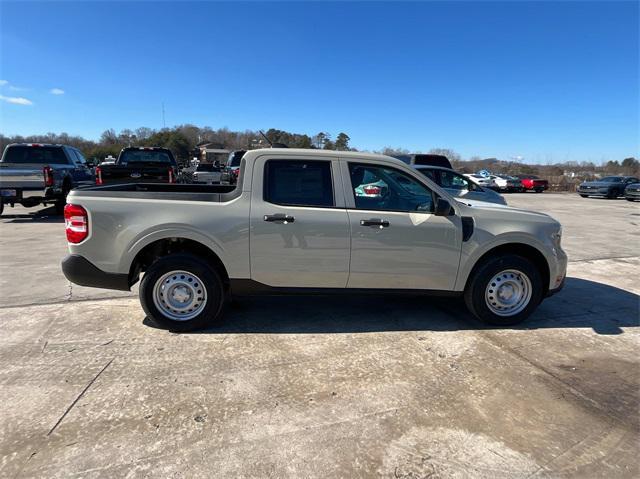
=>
[140,253,225,332]
[464,254,543,326]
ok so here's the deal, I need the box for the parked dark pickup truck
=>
[0,143,94,215]
[96,147,178,185]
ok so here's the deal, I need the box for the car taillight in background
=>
[363,185,382,195]
[95,166,103,185]
[43,166,54,187]
[64,204,89,243]
[168,167,175,183]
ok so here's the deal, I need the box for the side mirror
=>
[434,198,453,216]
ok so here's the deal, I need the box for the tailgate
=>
[99,165,172,184]
[0,163,45,189]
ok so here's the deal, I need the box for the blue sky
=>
[0,1,638,163]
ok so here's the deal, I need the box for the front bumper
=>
[578,187,609,195]
[61,254,130,291]
[625,190,640,199]
[546,275,565,297]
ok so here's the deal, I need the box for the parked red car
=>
[514,175,549,193]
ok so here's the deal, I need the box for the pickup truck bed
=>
[76,183,238,202]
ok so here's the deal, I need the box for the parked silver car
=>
[414,166,507,205]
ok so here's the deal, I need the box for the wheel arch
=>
[128,237,230,291]
[462,242,550,296]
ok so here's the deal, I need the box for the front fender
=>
[454,232,556,291]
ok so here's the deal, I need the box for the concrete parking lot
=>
[1,193,638,478]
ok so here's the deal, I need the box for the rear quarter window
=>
[2,146,68,164]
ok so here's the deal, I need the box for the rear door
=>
[343,161,462,291]
[249,155,350,288]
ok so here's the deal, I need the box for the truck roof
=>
[243,148,402,164]
[6,143,66,148]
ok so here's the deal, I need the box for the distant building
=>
[196,142,229,165]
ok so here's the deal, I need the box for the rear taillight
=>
[43,166,54,187]
[95,166,103,185]
[168,167,174,183]
[64,204,89,243]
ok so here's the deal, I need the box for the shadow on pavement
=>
[0,206,63,223]
[143,277,639,335]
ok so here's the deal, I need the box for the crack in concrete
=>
[47,358,115,437]
[0,295,135,310]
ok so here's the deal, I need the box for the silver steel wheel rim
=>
[152,270,207,321]
[484,269,532,317]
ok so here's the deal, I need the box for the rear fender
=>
[120,226,226,274]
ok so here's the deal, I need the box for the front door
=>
[250,156,350,288]
[344,161,462,291]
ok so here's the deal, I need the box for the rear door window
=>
[196,163,221,172]
[3,145,68,164]
[264,160,334,207]
[119,149,173,164]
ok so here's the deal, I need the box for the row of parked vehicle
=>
[0,143,246,215]
[2,143,635,217]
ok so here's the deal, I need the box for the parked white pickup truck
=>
[62,149,566,331]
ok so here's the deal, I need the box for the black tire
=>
[627,198,636,202]
[140,253,225,332]
[534,188,543,193]
[0,200,3,216]
[464,254,543,326]
[55,182,71,214]
[606,189,618,199]
[580,194,588,198]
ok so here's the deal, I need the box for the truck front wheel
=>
[140,253,225,332]
[464,254,543,326]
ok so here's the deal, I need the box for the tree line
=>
[0,126,354,164]
[0,126,637,178]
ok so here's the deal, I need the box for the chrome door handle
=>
[264,214,295,224]
[360,218,389,228]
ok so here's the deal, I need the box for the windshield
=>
[229,152,244,167]
[600,176,623,182]
[119,149,173,164]
[2,145,68,164]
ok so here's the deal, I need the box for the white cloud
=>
[0,94,33,106]
[50,88,65,95]
[0,80,7,86]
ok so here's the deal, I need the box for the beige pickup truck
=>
[62,149,566,331]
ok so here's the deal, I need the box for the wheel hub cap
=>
[484,269,532,317]
[152,270,207,321]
